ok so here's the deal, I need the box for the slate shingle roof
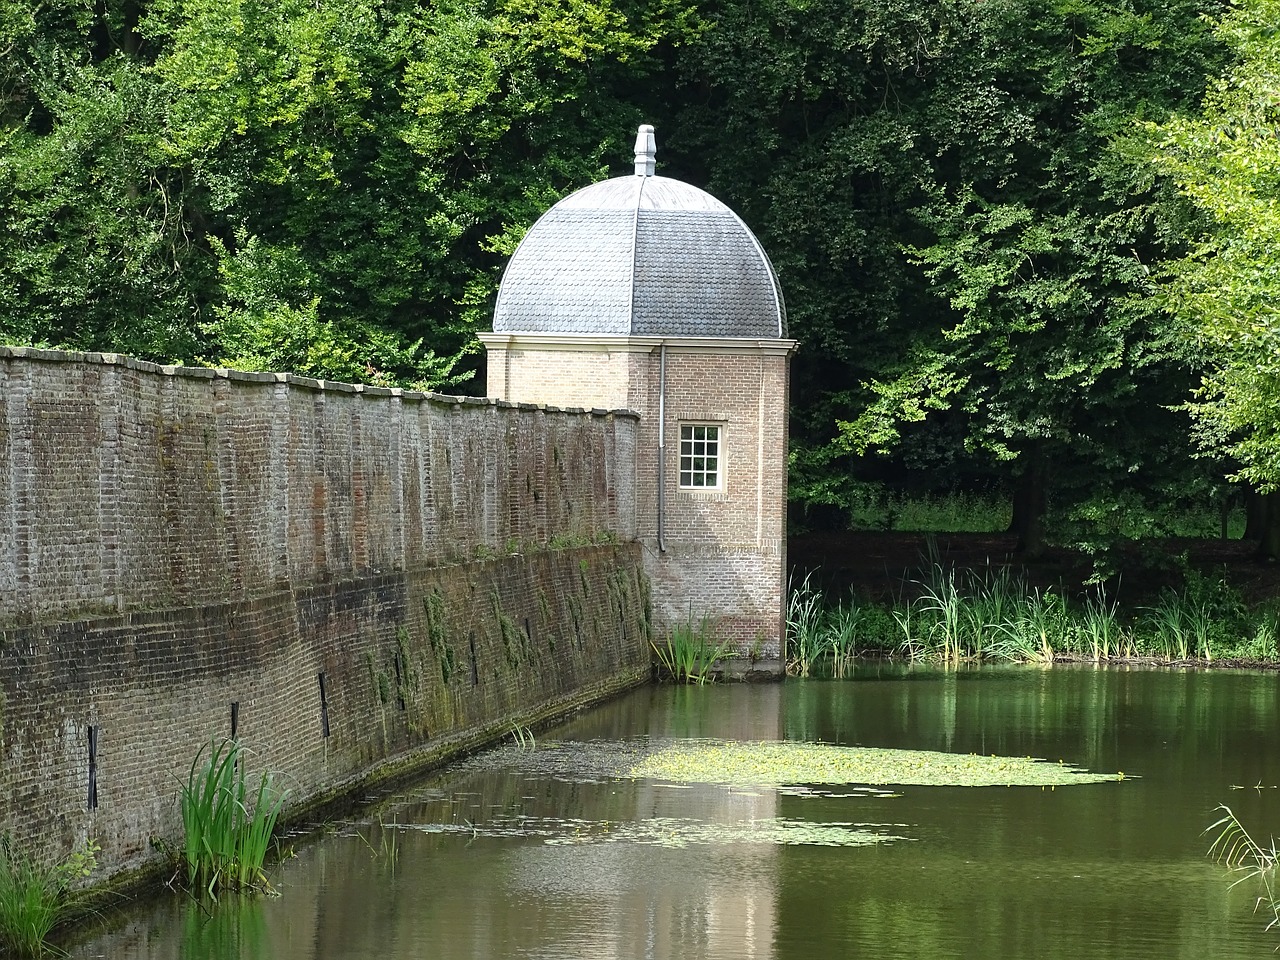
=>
[493,174,787,338]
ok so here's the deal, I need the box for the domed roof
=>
[492,126,786,339]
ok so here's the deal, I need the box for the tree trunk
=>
[1009,446,1047,559]
[1244,487,1269,542]
[1257,492,1280,562]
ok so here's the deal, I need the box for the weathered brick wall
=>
[0,546,649,879]
[0,348,648,878]
[647,350,789,651]
[0,348,638,623]
[481,336,791,654]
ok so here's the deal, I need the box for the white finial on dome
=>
[634,124,656,177]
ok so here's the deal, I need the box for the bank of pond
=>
[47,668,1280,958]
[782,563,1280,678]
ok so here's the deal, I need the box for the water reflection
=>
[70,668,1280,960]
[180,899,272,960]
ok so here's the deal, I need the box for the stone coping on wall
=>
[0,345,640,420]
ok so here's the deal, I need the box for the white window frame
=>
[678,422,724,491]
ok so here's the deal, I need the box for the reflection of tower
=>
[627,684,785,960]
[501,685,786,960]
[480,126,797,662]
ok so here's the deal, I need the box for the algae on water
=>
[410,815,906,848]
[384,736,1122,854]
[625,739,1121,788]
[462,736,1123,789]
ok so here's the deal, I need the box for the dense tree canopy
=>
[1147,0,1280,486]
[0,0,1268,552]
[0,0,694,384]
[663,0,1228,552]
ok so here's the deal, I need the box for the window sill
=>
[677,489,729,502]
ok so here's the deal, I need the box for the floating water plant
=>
[427,735,1120,855]
[460,736,1123,790]
[413,814,905,848]
[179,739,287,897]
[626,739,1121,789]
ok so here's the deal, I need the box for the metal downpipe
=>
[657,342,667,553]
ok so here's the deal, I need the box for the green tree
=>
[142,0,693,385]
[0,4,205,359]
[1147,0,1280,555]
[1,0,696,384]
[674,0,1225,553]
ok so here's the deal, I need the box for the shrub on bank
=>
[0,839,97,957]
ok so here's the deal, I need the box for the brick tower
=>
[479,125,795,664]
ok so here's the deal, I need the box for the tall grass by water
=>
[1208,805,1280,935]
[786,563,1280,671]
[650,613,734,683]
[0,838,97,957]
[788,573,888,676]
[180,740,287,897]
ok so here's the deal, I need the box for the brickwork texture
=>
[482,337,791,655]
[0,347,649,879]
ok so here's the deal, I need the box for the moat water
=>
[71,665,1280,959]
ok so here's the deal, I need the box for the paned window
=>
[679,423,722,489]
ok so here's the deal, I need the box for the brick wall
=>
[644,349,789,652]
[0,348,648,878]
[480,335,793,656]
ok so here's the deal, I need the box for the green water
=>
[70,665,1280,958]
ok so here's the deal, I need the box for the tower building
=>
[479,125,796,660]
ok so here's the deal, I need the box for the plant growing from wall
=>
[566,594,586,649]
[491,590,528,669]
[640,576,653,639]
[423,591,455,685]
[365,652,392,706]
[393,627,418,705]
[0,837,97,957]
[536,589,558,652]
[605,567,637,642]
[179,739,287,898]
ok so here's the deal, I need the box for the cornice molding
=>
[478,333,798,357]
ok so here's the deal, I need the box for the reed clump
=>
[1207,805,1280,933]
[786,560,1273,669]
[0,838,97,957]
[179,739,287,898]
[788,573,896,676]
[651,614,733,684]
